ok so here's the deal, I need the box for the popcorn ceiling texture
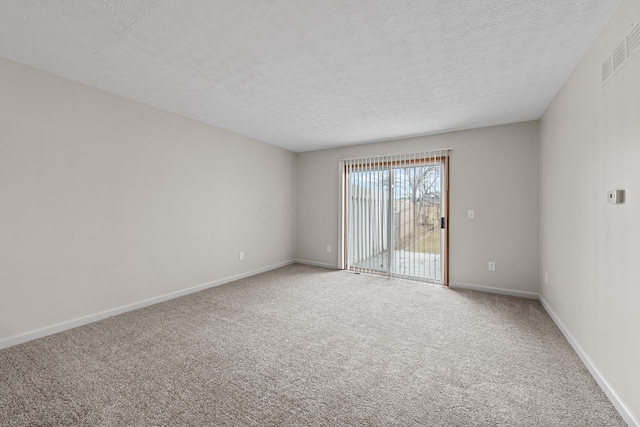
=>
[0,0,622,152]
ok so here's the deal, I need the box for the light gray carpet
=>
[0,264,625,426]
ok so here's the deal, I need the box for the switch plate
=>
[468,210,475,219]
[239,251,244,260]
[488,261,496,271]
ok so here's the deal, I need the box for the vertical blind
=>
[340,149,450,284]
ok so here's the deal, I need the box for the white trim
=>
[451,284,638,424]
[338,160,346,270]
[0,260,295,350]
[539,296,639,427]
[1,263,635,425]
[293,259,339,270]
[449,281,539,299]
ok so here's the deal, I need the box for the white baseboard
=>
[2,264,636,426]
[449,281,539,299]
[0,260,295,350]
[293,259,339,270]
[539,296,639,427]
[453,285,637,424]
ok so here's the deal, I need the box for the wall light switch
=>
[468,210,475,219]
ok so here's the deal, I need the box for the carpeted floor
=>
[0,264,625,426]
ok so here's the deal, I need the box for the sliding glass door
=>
[342,151,449,284]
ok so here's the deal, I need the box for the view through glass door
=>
[342,151,449,284]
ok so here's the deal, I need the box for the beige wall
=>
[539,0,640,420]
[295,121,540,294]
[0,58,296,342]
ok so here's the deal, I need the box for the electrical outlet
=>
[326,245,332,253]
[468,210,475,219]
[488,261,496,271]
[239,251,244,260]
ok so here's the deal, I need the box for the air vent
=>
[613,41,626,70]
[602,55,614,83]
[627,22,640,57]
[602,22,639,86]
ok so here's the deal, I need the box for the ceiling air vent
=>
[602,22,639,86]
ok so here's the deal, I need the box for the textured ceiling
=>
[0,1,622,152]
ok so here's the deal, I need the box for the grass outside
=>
[398,223,441,254]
